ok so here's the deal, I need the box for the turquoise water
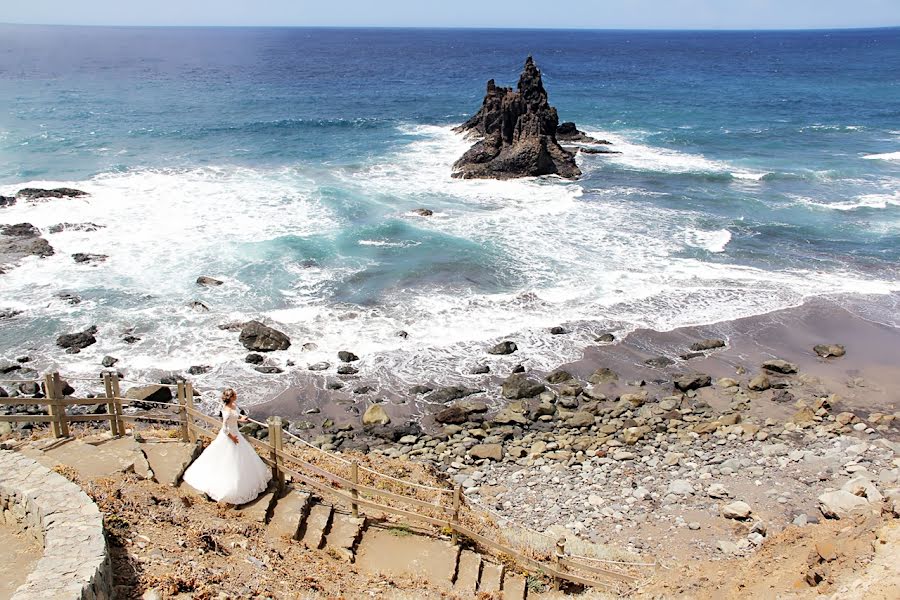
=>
[0,26,898,395]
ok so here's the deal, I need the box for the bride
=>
[182,388,272,505]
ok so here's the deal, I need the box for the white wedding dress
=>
[182,405,272,504]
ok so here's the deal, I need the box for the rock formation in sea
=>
[453,56,581,180]
[0,223,54,274]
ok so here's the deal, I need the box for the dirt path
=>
[0,522,41,598]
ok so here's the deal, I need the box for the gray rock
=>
[501,374,546,399]
[818,490,870,519]
[196,276,224,286]
[488,340,518,355]
[101,355,119,368]
[430,386,479,403]
[338,350,359,363]
[57,325,98,350]
[566,411,594,428]
[546,370,574,384]
[595,333,615,343]
[644,356,675,369]
[470,443,503,461]
[748,373,771,391]
[814,344,845,358]
[722,501,752,520]
[667,480,695,496]
[674,373,712,392]
[239,320,291,352]
[362,405,390,427]
[589,367,618,385]
[690,339,725,351]
[762,359,798,374]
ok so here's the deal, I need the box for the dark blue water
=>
[1,26,898,392]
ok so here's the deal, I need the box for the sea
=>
[1,25,898,401]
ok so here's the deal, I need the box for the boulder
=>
[546,370,574,384]
[434,406,467,425]
[72,253,107,264]
[430,386,478,403]
[187,300,209,312]
[722,501,752,520]
[362,405,391,427]
[254,366,283,374]
[814,344,845,358]
[501,374,546,399]
[595,333,615,343]
[707,484,731,499]
[492,409,530,426]
[588,367,618,385]
[0,195,15,208]
[690,339,726,351]
[337,365,359,375]
[469,444,503,461]
[622,425,650,445]
[196,276,224,286]
[644,356,675,369]
[487,341,517,355]
[549,326,568,335]
[674,373,711,392]
[748,373,771,391]
[239,320,291,352]
[56,326,98,350]
[101,355,118,368]
[413,208,433,216]
[188,365,211,375]
[818,490,870,519]
[0,308,23,319]
[47,222,104,233]
[620,391,648,407]
[338,350,359,363]
[245,353,264,364]
[125,385,173,409]
[667,480,695,496]
[556,122,606,144]
[566,411,595,428]
[762,359,798,374]
[470,364,490,374]
[452,57,580,180]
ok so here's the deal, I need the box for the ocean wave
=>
[358,239,421,248]
[862,151,900,161]
[796,191,900,211]
[581,129,769,181]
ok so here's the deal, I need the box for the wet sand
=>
[252,293,900,432]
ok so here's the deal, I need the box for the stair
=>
[238,483,279,523]
[503,573,528,599]
[479,561,504,594]
[324,512,366,562]
[140,440,200,486]
[299,502,334,550]
[355,527,460,589]
[452,549,482,595]
[267,486,312,540]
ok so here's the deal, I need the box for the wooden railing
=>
[0,371,653,591]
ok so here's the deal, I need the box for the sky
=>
[2,0,899,29]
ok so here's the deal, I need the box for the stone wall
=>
[0,449,112,599]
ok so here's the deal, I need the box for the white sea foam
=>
[862,151,900,161]
[684,228,732,253]
[797,191,900,211]
[1,127,898,401]
[581,129,768,181]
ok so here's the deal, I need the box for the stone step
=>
[299,502,333,550]
[237,483,279,523]
[140,441,200,486]
[452,549,482,595]
[503,573,528,599]
[267,487,312,541]
[355,527,460,589]
[479,561,504,594]
[324,512,366,562]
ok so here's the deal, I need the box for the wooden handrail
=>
[0,372,647,590]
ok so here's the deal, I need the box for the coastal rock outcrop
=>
[56,326,98,352]
[15,187,87,200]
[0,223,54,273]
[453,57,581,180]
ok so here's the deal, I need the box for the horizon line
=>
[1,22,899,32]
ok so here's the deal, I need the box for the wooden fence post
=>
[43,373,61,438]
[102,373,120,437]
[451,484,462,545]
[176,382,189,442]
[110,375,125,435]
[553,537,567,591]
[268,416,284,490]
[350,460,359,518]
[184,382,196,443]
[51,372,69,438]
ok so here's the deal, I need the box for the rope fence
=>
[0,370,657,590]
